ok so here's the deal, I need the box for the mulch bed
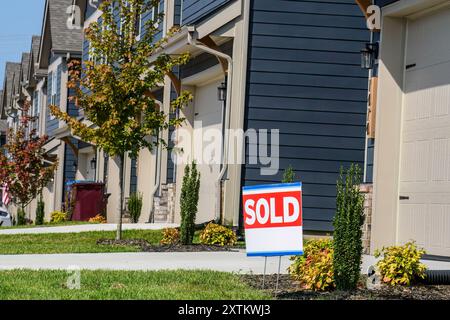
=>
[97,239,240,252]
[241,274,450,300]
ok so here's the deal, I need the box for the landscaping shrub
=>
[160,228,180,245]
[199,223,237,246]
[35,199,45,225]
[16,208,26,226]
[282,165,295,183]
[333,164,365,291]
[128,192,143,223]
[88,214,107,224]
[50,211,67,224]
[289,239,334,291]
[375,242,427,286]
[180,161,200,245]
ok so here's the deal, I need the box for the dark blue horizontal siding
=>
[365,138,374,183]
[167,85,177,184]
[375,0,399,7]
[243,0,370,232]
[63,139,78,202]
[85,0,101,19]
[174,0,182,25]
[141,0,164,42]
[130,158,138,194]
[181,0,232,25]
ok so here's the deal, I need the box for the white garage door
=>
[193,79,224,223]
[399,8,450,256]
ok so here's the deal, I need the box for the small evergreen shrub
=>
[375,242,427,286]
[199,222,237,246]
[16,208,26,226]
[282,165,295,183]
[35,200,45,225]
[160,228,180,245]
[180,161,200,245]
[128,192,143,223]
[289,239,334,291]
[50,211,67,224]
[333,164,365,291]
[88,214,107,224]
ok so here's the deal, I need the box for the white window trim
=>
[49,71,57,120]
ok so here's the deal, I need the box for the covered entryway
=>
[398,7,450,256]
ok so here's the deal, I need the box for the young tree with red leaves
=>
[0,102,57,224]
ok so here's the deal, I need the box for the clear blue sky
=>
[0,0,45,88]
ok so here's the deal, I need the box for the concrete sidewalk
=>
[1,252,450,274]
[0,223,178,235]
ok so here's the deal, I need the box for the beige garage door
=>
[193,79,223,224]
[399,8,450,256]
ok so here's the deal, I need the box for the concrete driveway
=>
[0,223,178,235]
[1,252,449,274]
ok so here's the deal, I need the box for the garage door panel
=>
[406,9,450,69]
[399,8,450,256]
[398,204,427,247]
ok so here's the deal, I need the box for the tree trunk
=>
[116,153,125,240]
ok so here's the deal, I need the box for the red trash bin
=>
[70,182,106,221]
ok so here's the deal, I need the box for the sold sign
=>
[243,182,303,257]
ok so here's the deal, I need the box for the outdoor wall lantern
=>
[217,82,227,102]
[72,161,78,172]
[361,42,379,70]
[90,157,97,170]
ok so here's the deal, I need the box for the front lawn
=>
[0,269,271,300]
[1,221,97,229]
[0,230,164,254]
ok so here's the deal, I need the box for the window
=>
[50,71,57,120]
[152,1,161,29]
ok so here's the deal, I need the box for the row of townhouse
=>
[1,0,449,258]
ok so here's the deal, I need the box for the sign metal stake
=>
[262,256,267,289]
[275,256,281,293]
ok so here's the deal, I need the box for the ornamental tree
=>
[49,0,191,239]
[0,102,57,223]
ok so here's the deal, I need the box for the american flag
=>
[1,185,11,206]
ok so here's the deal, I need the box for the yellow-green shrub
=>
[374,241,427,286]
[160,228,180,245]
[199,223,237,246]
[288,239,334,291]
[50,211,67,224]
[88,214,107,224]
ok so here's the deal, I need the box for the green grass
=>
[2,221,98,229]
[0,230,164,254]
[0,269,270,300]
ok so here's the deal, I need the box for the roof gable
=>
[38,0,84,69]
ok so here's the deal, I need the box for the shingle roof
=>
[49,0,83,52]
[39,0,83,69]
[31,36,41,66]
[20,52,31,84]
[1,62,21,118]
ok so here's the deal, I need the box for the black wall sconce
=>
[90,157,97,170]
[361,42,379,70]
[217,82,227,102]
[72,161,77,172]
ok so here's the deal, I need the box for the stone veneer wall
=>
[359,184,373,254]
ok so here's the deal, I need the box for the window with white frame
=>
[50,71,57,119]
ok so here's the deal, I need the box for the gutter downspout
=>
[187,26,233,224]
